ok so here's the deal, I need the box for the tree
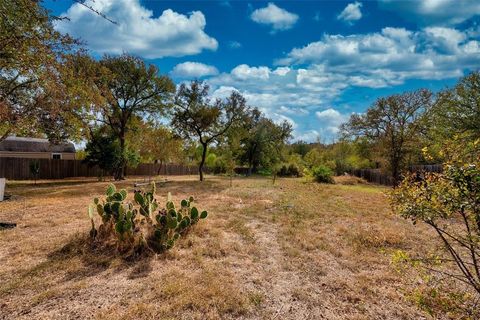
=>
[171,81,247,181]
[342,89,432,185]
[433,71,480,142]
[0,0,82,141]
[93,54,175,180]
[128,121,184,175]
[239,109,292,175]
[83,130,123,180]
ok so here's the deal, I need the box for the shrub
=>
[212,157,227,174]
[392,161,480,296]
[88,183,208,254]
[312,165,334,184]
[277,163,302,177]
[277,165,289,177]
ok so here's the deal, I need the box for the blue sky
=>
[45,0,480,142]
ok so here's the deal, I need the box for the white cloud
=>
[277,26,480,84]
[55,0,218,59]
[203,25,479,143]
[228,41,242,49]
[279,106,309,115]
[338,2,363,23]
[378,0,480,26]
[231,64,271,80]
[250,3,299,32]
[315,108,350,138]
[294,130,321,143]
[171,62,219,78]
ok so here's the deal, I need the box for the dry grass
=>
[0,175,463,319]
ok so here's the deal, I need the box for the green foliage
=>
[239,108,292,175]
[312,165,335,184]
[171,81,247,181]
[277,163,302,177]
[0,0,84,141]
[134,183,159,218]
[391,141,480,295]
[342,89,433,185]
[90,54,175,180]
[433,71,480,142]
[83,129,140,180]
[88,183,208,254]
[300,141,374,176]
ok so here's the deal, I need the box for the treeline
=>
[229,70,479,185]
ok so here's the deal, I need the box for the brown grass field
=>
[0,175,465,319]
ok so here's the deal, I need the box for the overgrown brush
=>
[88,183,208,254]
[312,165,335,184]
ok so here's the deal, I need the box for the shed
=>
[0,136,76,160]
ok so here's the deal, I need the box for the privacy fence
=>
[0,157,199,180]
[349,164,443,186]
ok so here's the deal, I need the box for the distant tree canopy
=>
[433,71,480,142]
[342,89,433,185]
[171,81,247,181]
[239,109,292,175]
[129,121,184,174]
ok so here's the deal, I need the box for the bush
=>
[277,163,302,177]
[392,161,480,296]
[312,165,334,184]
[88,183,208,254]
[212,157,227,174]
[257,168,272,176]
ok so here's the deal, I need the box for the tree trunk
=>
[391,154,401,187]
[199,143,207,181]
[157,160,163,176]
[116,132,126,181]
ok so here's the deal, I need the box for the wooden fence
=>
[0,157,199,180]
[349,164,443,186]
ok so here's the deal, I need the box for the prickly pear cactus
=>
[88,184,208,254]
[134,182,159,218]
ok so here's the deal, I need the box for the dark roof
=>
[0,137,76,153]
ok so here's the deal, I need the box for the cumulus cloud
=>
[315,109,350,135]
[294,130,321,143]
[203,24,480,141]
[277,26,480,85]
[231,64,271,80]
[378,0,480,25]
[250,3,299,32]
[55,0,218,58]
[337,2,363,23]
[170,62,219,78]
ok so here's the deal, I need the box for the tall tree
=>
[433,71,480,141]
[171,81,247,181]
[94,54,175,180]
[342,89,432,185]
[0,0,78,141]
[240,109,292,175]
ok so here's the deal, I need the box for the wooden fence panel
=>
[0,157,199,180]
[349,164,443,186]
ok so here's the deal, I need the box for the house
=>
[0,136,76,160]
